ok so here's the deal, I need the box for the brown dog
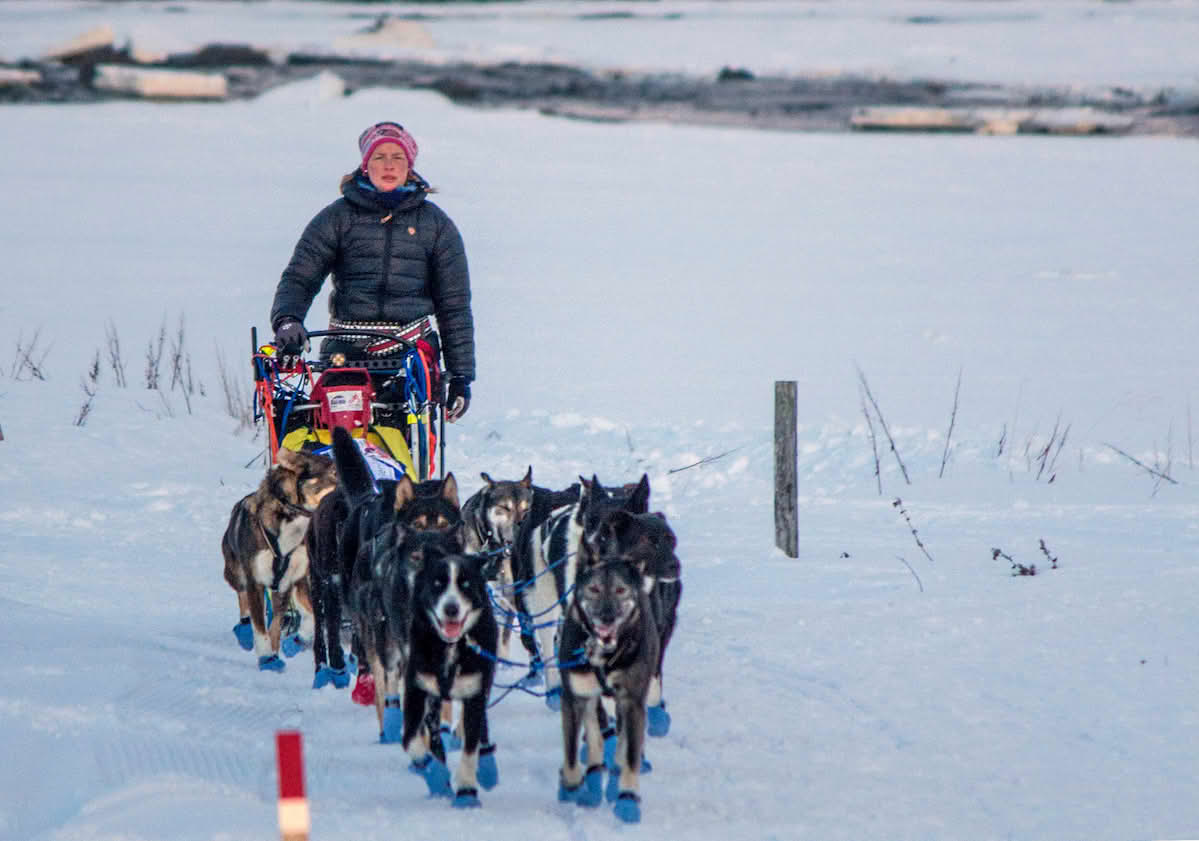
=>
[222,448,338,671]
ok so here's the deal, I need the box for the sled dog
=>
[307,458,461,689]
[221,448,338,670]
[319,426,462,742]
[556,512,660,823]
[510,474,650,706]
[460,467,535,656]
[603,509,682,737]
[403,538,501,806]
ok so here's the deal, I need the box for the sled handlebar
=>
[303,328,417,352]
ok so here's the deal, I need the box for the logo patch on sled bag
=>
[326,389,364,413]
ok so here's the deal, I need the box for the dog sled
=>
[250,325,445,480]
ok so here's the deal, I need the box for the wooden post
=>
[774,381,798,558]
[275,730,310,841]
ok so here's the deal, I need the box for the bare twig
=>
[1038,539,1058,570]
[1046,422,1070,481]
[860,384,882,495]
[170,315,193,415]
[668,446,743,474]
[893,497,934,563]
[74,350,101,427]
[12,329,50,381]
[1035,414,1062,481]
[145,317,166,390]
[993,546,1036,576]
[156,388,175,419]
[216,344,253,429]
[169,314,186,392]
[105,320,127,388]
[1103,442,1178,486]
[938,367,961,479]
[895,555,924,592]
[857,366,910,485]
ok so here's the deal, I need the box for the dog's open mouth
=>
[437,617,465,642]
[593,623,619,649]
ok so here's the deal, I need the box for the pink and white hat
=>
[358,122,418,172]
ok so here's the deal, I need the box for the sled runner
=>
[251,326,445,481]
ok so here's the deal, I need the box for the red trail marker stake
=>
[275,730,310,841]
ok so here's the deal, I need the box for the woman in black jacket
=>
[271,121,475,421]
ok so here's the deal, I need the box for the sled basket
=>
[250,327,444,480]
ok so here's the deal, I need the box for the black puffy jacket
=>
[270,172,475,381]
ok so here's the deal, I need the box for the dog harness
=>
[471,494,514,562]
[261,489,312,591]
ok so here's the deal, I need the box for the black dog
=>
[403,541,500,808]
[310,426,462,744]
[605,509,682,738]
[556,512,660,824]
[509,475,649,708]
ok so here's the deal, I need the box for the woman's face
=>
[365,141,410,191]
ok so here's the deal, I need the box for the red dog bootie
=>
[351,671,376,706]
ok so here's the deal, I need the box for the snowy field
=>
[2,3,1199,841]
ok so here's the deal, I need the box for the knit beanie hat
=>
[358,122,418,172]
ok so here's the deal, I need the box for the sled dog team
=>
[221,428,682,822]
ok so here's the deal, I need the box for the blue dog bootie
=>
[613,792,641,823]
[544,686,562,711]
[576,766,603,808]
[647,700,671,737]
[380,695,403,743]
[477,742,499,790]
[439,723,463,752]
[452,787,481,809]
[280,633,309,658]
[410,755,452,798]
[312,664,350,690]
[232,618,253,651]
[258,654,285,672]
[557,770,584,804]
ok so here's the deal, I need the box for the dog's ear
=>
[521,465,533,488]
[625,474,651,515]
[480,471,495,487]
[607,509,638,545]
[575,476,594,524]
[275,447,302,473]
[441,473,460,509]
[394,474,416,511]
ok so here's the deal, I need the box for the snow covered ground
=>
[2,3,1199,840]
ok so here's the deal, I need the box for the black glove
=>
[273,319,309,352]
[446,376,471,422]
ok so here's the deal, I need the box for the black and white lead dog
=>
[403,539,501,808]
